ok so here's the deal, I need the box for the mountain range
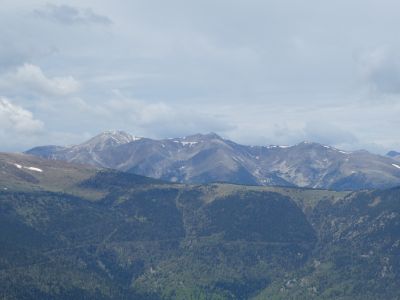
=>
[0,152,400,299]
[27,130,400,190]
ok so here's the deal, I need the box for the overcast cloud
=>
[1,0,400,153]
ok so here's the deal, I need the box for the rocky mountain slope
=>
[0,154,399,299]
[27,131,400,190]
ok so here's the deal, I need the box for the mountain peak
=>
[97,130,142,142]
[98,130,133,139]
[294,141,354,155]
[79,130,140,150]
[205,132,222,138]
[192,132,223,140]
[296,141,325,147]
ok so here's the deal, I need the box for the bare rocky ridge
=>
[27,131,400,190]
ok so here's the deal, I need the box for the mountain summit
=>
[78,130,141,151]
[26,131,400,190]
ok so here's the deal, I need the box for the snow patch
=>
[26,167,43,172]
[254,168,261,176]
[13,163,43,172]
[267,145,290,149]
[173,141,199,147]
[338,150,350,154]
[181,141,198,147]
[392,163,400,169]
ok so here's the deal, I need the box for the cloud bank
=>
[0,64,80,97]
[0,97,43,133]
[0,0,399,153]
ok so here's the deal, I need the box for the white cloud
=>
[1,1,400,153]
[0,64,80,97]
[100,96,235,138]
[34,4,112,26]
[39,94,235,140]
[0,97,43,134]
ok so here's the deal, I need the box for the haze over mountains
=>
[27,130,400,190]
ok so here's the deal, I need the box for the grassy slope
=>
[0,153,104,199]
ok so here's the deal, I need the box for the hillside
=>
[1,154,400,299]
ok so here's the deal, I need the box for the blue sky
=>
[1,0,400,153]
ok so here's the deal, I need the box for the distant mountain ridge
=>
[26,131,400,190]
[387,150,400,162]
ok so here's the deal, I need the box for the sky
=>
[1,0,400,153]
